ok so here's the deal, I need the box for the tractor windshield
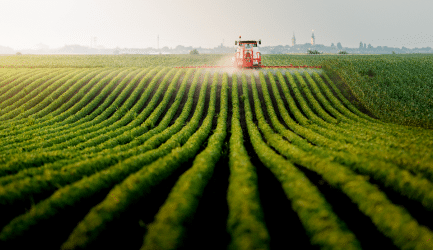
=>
[239,42,257,48]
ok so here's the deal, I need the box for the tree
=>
[368,44,373,49]
[359,42,363,49]
[16,52,22,55]
[338,50,348,54]
[337,42,342,50]
[190,49,199,55]
[331,43,335,47]
[364,43,367,49]
[308,49,321,54]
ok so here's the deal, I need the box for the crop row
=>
[1,66,432,249]
[61,70,223,249]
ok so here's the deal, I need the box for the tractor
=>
[233,36,261,68]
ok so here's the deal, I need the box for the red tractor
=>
[233,36,261,68]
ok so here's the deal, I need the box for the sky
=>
[1,0,432,50]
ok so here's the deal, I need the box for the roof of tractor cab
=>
[239,40,258,44]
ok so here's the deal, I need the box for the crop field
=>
[1,55,433,249]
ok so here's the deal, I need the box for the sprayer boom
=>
[175,65,321,69]
[176,36,321,69]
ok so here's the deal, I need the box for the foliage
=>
[189,49,199,55]
[0,66,432,249]
[323,54,433,128]
[307,49,321,54]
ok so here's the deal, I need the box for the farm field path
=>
[0,66,432,250]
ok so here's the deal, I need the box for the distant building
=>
[292,32,296,46]
[311,30,315,46]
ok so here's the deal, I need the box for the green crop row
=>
[0,69,40,95]
[261,71,433,212]
[2,68,137,152]
[322,55,433,128]
[0,64,432,249]
[298,72,432,168]
[0,70,203,187]
[11,68,102,121]
[0,68,137,136]
[0,69,195,220]
[0,67,158,151]
[60,71,225,250]
[242,72,362,249]
[0,70,215,245]
[226,73,270,250]
[0,68,73,114]
[0,70,211,210]
[0,68,200,207]
[141,72,226,250]
[249,72,433,249]
[47,68,182,151]
[0,69,59,106]
[0,68,104,140]
[0,68,168,175]
[280,71,433,164]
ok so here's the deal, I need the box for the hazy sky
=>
[1,0,432,50]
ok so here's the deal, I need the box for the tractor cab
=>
[234,36,261,68]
